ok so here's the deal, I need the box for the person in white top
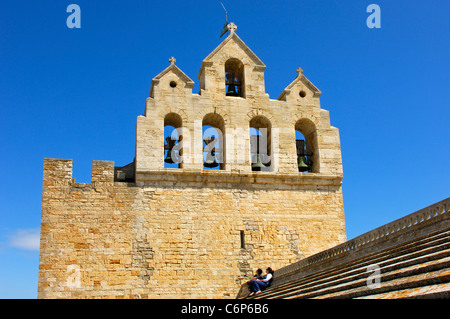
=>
[248,267,274,296]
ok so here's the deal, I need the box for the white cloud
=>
[9,228,40,251]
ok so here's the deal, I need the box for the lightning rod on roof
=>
[219,1,229,37]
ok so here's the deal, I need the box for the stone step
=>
[247,228,450,299]
[317,264,450,299]
[252,230,450,296]
[260,246,450,299]
[312,249,450,298]
[286,236,450,293]
[267,228,450,293]
[265,250,450,299]
[357,282,450,299]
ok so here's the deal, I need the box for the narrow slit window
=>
[240,230,245,249]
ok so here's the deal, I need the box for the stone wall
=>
[38,158,345,298]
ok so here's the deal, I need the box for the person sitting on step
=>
[247,268,263,292]
[248,267,274,296]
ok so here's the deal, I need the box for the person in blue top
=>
[247,268,263,292]
[248,267,274,296]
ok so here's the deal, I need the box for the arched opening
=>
[202,113,225,170]
[250,116,272,172]
[225,58,245,97]
[164,113,183,169]
[295,119,318,173]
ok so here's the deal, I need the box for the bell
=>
[298,156,310,172]
[251,154,265,171]
[226,72,240,96]
[164,150,174,164]
[164,136,177,164]
[204,150,219,168]
[226,84,239,96]
[203,137,220,168]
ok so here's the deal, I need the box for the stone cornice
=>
[135,169,343,187]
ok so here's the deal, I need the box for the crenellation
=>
[43,158,73,185]
[92,160,115,184]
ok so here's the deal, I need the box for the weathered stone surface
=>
[38,27,345,299]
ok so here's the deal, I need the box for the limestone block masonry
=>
[38,26,346,299]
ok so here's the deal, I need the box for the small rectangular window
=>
[240,230,245,249]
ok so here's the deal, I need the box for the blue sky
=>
[0,1,449,298]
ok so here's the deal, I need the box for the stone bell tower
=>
[39,23,346,299]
